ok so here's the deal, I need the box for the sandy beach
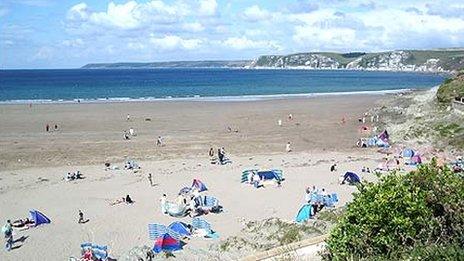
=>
[0,95,389,260]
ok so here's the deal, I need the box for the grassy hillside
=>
[437,70,464,103]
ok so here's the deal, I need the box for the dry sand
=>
[0,95,391,260]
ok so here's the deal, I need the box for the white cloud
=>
[33,46,54,60]
[242,5,272,22]
[222,36,282,50]
[182,22,205,32]
[198,0,217,16]
[67,1,190,31]
[62,38,84,48]
[289,7,464,51]
[67,2,89,21]
[150,35,202,50]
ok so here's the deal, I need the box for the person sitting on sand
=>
[125,194,134,204]
[123,131,130,140]
[129,128,135,136]
[330,163,337,172]
[82,248,93,261]
[75,171,83,179]
[66,172,73,181]
[252,172,261,188]
[110,198,125,206]
[188,196,197,217]
[12,218,34,229]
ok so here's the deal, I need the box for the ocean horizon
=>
[0,68,445,104]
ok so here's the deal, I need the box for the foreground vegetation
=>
[323,162,464,260]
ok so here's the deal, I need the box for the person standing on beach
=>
[160,194,167,214]
[78,210,85,224]
[208,147,214,158]
[286,142,292,152]
[156,136,162,146]
[2,220,13,251]
[126,114,130,121]
[46,124,50,132]
[54,124,58,131]
[148,173,153,186]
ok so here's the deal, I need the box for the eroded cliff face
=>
[248,50,464,72]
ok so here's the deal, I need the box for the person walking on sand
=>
[148,173,153,186]
[78,210,85,224]
[156,136,163,146]
[46,124,50,132]
[286,142,292,153]
[2,220,13,251]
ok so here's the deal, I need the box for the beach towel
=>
[80,242,108,260]
[192,218,219,238]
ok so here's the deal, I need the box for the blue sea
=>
[0,69,445,103]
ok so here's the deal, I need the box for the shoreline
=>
[0,88,413,105]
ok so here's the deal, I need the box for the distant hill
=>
[81,60,250,69]
[82,49,464,73]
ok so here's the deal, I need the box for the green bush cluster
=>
[323,161,464,260]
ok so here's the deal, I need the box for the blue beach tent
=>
[343,172,361,185]
[168,222,191,237]
[295,204,312,223]
[192,179,208,192]
[29,210,51,226]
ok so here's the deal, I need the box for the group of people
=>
[65,171,83,181]
[123,128,136,140]
[160,188,209,217]
[358,112,379,124]
[304,186,329,216]
[45,123,59,132]
[209,147,229,165]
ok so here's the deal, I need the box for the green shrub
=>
[323,161,464,260]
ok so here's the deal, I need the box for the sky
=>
[1,0,464,69]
